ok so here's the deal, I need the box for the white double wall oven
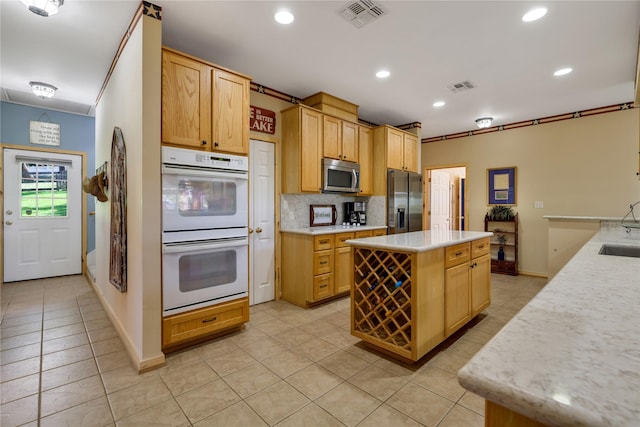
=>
[162,146,249,316]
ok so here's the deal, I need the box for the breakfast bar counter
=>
[346,230,493,362]
[458,226,640,427]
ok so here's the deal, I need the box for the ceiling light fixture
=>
[475,117,493,128]
[274,10,294,24]
[29,81,57,99]
[21,0,63,17]
[554,67,573,76]
[376,70,390,79]
[433,101,445,108]
[522,7,547,22]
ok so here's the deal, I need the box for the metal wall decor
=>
[109,127,127,292]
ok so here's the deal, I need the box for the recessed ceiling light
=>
[554,67,573,76]
[522,7,547,22]
[274,10,294,24]
[376,70,390,79]
[433,101,445,108]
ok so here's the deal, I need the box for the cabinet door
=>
[403,133,419,173]
[444,263,471,336]
[301,108,323,192]
[162,50,211,149]
[471,254,491,315]
[334,246,353,294]
[323,116,342,160]
[341,121,359,162]
[212,69,249,155]
[358,126,373,195]
[386,128,405,170]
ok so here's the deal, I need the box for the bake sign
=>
[29,120,61,146]
[250,106,276,134]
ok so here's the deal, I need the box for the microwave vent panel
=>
[338,0,387,28]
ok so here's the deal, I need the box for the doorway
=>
[3,148,83,282]
[249,139,275,305]
[425,165,467,231]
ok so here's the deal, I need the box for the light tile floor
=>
[0,273,546,426]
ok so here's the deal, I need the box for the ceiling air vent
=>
[447,80,476,93]
[338,0,387,28]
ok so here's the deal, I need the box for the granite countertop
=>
[544,215,624,221]
[281,225,387,235]
[458,227,640,427]
[345,230,493,253]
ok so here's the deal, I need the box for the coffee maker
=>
[344,201,367,225]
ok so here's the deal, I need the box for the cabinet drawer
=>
[314,235,335,251]
[471,238,490,258]
[445,243,470,268]
[162,298,248,347]
[335,232,355,248]
[314,250,334,275]
[373,228,387,237]
[313,273,334,300]
[355,230,373,239]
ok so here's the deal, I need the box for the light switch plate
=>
[534,201,544,209]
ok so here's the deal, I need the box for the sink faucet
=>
[621,201,640,232]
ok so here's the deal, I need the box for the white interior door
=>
[249,140,275,305]
[430,169,451,230]
[3,148,82,282]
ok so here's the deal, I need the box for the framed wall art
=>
[310,204,337,227]
[487,167,517,205]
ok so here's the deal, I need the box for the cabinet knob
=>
[202,140,207,145]
[214,142,219,147]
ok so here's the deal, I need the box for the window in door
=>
[20,162,69,217]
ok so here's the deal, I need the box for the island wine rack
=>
[351,246,446,362]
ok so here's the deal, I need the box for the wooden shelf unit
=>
[484,214,518,275]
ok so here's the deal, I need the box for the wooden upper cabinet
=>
[282,105,323,193]
[386,127,405,170]
[162,49,212,149]
[323,116,341,160]
[358,126,373,195]
[403,133,419,173]
[323,116,359,163]
[301,108,323,192]
[161,47,250,155]
[212,68,249,155]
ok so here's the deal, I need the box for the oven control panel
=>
[162,146,248,172]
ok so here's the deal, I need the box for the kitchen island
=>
[346,230,493,362]
[458,225,640,427]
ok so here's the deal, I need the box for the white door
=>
[3,148,82,282]
[430,170,451,230]
[249,140,275,305]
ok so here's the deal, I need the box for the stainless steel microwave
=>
[322,158,360,193]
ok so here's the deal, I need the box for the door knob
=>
[249,228,254,234]
[256,227,263,233]
[5,220,12,225]
[5,210,12,215]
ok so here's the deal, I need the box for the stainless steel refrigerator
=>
[387,170,423,234]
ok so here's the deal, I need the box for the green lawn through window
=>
[21,190,68,217]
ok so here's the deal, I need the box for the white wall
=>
[422,108,640,276]
[94,14,163,371]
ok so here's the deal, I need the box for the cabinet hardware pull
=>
[202,317,218,323]
[478,245,484,249]
[320,261,327,265]
[319,239,329,244]
[320,284,328,288]
[455,251,462,256]
[202,140,207,145]
[214,142,219,147]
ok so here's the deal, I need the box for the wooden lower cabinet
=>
[162,298,249,349]
[351,237,491,362]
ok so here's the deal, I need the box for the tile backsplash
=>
[281,194,386,229]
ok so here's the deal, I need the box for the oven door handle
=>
[162,165,248,180]
[163,237,248,254]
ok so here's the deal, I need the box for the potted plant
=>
[496,234,508,261]
[488,205,515,221]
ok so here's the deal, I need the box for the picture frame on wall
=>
[310,204,337,227]
[487,167,517,205]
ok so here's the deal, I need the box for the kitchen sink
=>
[598,244,640,258]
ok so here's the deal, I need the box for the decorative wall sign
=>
[310,204,337,227]
[250,106,276,134]
[487,167,517,205]
[109,127,127,292]
[29,120,61,146]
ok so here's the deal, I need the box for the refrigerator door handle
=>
[397,208,406,230]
